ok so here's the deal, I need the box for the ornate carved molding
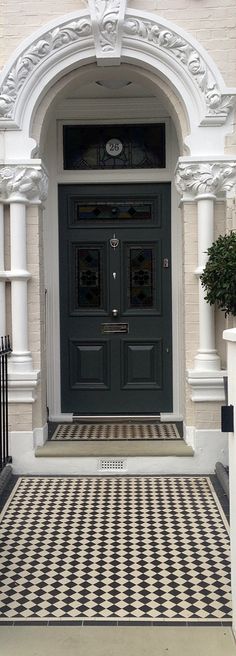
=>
[0,8,235,124]
[123,14,235,123]
[88,0,127,64]
[175,159,236,197]
[0,165,48,203]
[0,16,92,119]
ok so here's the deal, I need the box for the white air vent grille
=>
[98,459,127,471]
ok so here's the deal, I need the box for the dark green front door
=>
[59,184,172,414]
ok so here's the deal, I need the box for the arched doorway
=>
[0,4,235,433]
[38,61,182,420]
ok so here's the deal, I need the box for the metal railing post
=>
[0,336,12,471]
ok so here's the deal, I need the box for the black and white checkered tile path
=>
[0,476,231,623]
[51,423,181,441]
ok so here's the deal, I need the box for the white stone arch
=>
[0,5,235,159]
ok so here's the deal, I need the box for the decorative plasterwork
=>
[0,165,48,203]
[123,14,235,124]
[0,15,92,119]
[175,159,236,198]
[0,8,235,127]
[88,0,127,65]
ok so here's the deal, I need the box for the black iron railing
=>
[0,336,12,471]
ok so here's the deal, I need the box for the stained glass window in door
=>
[75,202,152,222]
[76,248,101,308]
[129,247,154,308]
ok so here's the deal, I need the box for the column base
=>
[8,351,33,373]
[194,350,221,372]
[187,369,226,402]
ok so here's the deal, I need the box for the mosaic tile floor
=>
[51,423,181,441]
[0,476,231,624]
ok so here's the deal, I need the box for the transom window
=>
[63,124,165,170]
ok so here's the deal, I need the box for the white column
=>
[9,202,32,372]
[194,195,220,371]
[0,203,6,337]
[223,328,236,638]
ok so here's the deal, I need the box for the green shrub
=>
[200,231,236,316]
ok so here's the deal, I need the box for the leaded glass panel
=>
[128,247,154,308]
[63,124,165,170]
[75,202,152,222]
[76,248,101,308]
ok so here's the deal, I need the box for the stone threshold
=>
[35,440,194,458]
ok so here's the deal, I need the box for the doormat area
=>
[0,476,231,624]
[51,423,181,441]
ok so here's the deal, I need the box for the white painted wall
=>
[223,328,236,638]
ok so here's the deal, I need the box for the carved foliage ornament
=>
[94,0,124,52]
[0,166,48,202]
[0,7,234,120]
[175,162,236,197]
[0,18,92,118]
[123,17,234,118]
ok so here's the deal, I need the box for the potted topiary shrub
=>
[200,231,236,317]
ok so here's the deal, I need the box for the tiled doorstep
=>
[0,626,236,656]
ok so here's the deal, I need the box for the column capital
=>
[175,157,236,200]
[0,163,48,204]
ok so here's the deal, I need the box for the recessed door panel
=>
[59,183,172,414]
[69,340,110,390]
[122,341,163,390]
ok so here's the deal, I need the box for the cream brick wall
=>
[185,390,224,430]
[0,0,86,68]
[227,197,236,232]
[195,401,222,430]
[8,403,33,432]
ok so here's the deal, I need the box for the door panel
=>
[59,184,172,414]
[122,341,163,390]
[69,340,110,390]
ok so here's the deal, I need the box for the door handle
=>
[112,308,119,317]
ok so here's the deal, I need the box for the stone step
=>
[35,439,193,458]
